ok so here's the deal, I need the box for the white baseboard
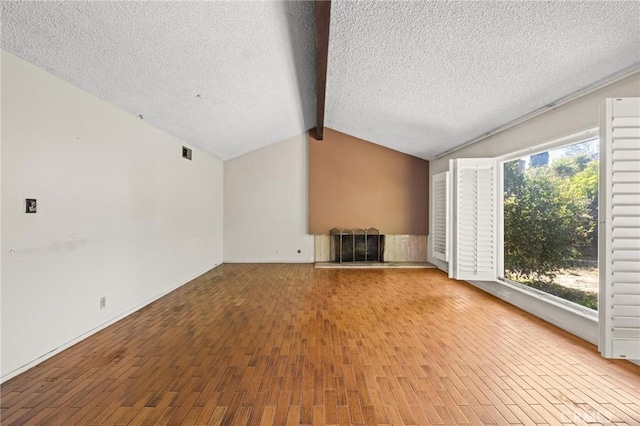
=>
[1,262,221,384]
[222,260,314,264]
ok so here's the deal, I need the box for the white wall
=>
[1,51,224,381]
[224,133,314,263]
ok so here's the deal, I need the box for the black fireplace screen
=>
[330,228,385,263]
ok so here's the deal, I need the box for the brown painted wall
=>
[309,128,429,235]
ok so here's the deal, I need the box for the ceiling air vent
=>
[182,146,192,161]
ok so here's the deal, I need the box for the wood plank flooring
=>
[1,264,639,425]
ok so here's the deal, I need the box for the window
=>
[501,138,599,310]
[448,158,497,281]
[442,98,640,360]
[599,97,640,359]
[431,171,449,262]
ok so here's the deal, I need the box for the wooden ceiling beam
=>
[314,0,331,140]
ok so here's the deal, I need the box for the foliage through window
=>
[503,139,599,310]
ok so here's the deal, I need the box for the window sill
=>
[465,277,599,346]
[498,277,598,321]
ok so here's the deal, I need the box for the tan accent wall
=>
[309,128,429,235]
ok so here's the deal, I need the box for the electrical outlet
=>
[100,297,106,309]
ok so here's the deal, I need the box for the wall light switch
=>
[26,199,37,213]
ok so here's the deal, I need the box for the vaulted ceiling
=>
[2,1,639,160]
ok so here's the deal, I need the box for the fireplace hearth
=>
[330,228,385,263]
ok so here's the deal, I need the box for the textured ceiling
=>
[1,1,316,160]
[326,1,640,159]
[2,1,639,161]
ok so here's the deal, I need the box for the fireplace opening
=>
[330,228,385,263]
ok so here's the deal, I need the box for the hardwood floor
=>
[1,264,638,425]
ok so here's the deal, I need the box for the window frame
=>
[495,127,600,317]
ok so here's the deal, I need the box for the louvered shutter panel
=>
[448,158,497,281]
[431,171,449,261]
[599,97,640,359]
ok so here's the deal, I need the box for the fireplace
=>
[330,228,385,263]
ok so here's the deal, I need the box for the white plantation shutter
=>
[448,158,497,281]
[599,97,640,359]
[431,171,449,261]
